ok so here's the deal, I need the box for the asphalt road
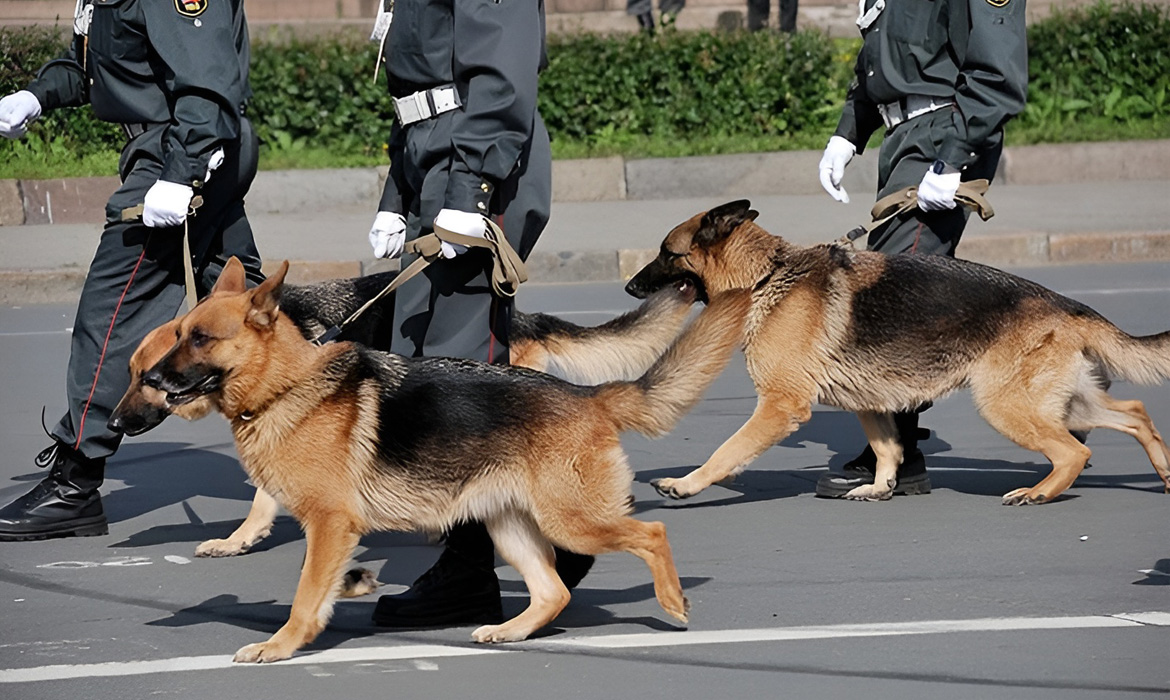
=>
[1,263,1168,699]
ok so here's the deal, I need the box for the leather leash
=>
[121,195,203,313]
[309,216,526,345]
[835,179,995,247]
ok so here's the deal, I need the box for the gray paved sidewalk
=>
[2,148,1170,304]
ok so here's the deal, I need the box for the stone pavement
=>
[1,140,1169,304]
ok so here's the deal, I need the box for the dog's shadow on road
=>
[632,410,1166,506]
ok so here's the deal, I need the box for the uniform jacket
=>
[378,0,547,216]
[834,0,1028,170]
[25,0,251,188]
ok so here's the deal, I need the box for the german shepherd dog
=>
[626,199,1170,505]
[135,257,748,662]
[109,272,696,558]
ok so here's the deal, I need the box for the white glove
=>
[917,165,961,211]
[0,91,43,139]
[818,135,855,203]
[369,211,407,259]
[433,208,487,259]
[204,147,225,183]
[142,180,194,228]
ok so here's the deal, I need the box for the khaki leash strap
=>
[121,195,204,313]
[836,179,995,247]
[310,217,527,345]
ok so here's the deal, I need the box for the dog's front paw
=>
[195,538,251,558]
[651,478,695,500]
[844,483,893,501]
[233,641,294,663]
[471,624,528,644]
[1001,487,1049,506]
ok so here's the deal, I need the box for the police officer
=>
[814,0,1028,497]
[365,0,593,628]
[0,0,264,539]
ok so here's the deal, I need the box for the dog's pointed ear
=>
[211,257,248,295]
[695,200,759,248]
[247,261,289,330]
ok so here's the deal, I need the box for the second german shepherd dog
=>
[109,272,696,558]
[138,257,749,662]
[626,199,1170,505]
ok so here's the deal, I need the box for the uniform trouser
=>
[864,108,1002,448]
[51,119,264,462]
[747,0,798,32]
[389,114,552,364]
[626,0,686,16]
[865,108,1003,257]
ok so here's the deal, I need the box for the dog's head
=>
[141,257,290,409]
[108,319,218,436]
[625,199,759,302]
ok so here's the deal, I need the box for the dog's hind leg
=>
[472,510,568,644]
[553,516,690,625]
[1086,396,1170,494]
[844,412,901,501]
[233,517,359,663]
[980,396,1091,505]
[652,393,811,500]
[196,487,279,558]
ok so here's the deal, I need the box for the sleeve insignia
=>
[986,0,1010,6]
[175,0,208,17]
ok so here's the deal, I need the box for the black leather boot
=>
[815,411,932,498]
[372,520,596,628]
[0,442,108,541]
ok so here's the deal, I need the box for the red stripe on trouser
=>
[74,245,149,451]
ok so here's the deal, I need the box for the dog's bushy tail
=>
[512,285,696,385]
[1086,322,1170,385]
[595,288,751,437]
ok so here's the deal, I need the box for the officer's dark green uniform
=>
[816,0,1028,498]
[369,0,592,628]
[836,0,1028,255]
[0,0,264,540]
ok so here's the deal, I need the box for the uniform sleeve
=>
[141,0,247,187]
[378,122,406,213]
[937,0,1028,170]
[25,42,88,111]
[445,0,543,214]
[833,66,885,155]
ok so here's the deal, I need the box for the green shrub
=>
[1023,1,1170,126]
[1,2,1168,177]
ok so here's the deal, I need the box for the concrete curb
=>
[4,140,1170,224]
[3,140,1170,304]
[6,230,1170,306]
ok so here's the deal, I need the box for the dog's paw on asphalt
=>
[194,538,251,558]
[650,478,693,500]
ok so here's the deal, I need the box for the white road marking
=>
[1,611,1166,684]
[164,555,191,565]
[0,645,506,684]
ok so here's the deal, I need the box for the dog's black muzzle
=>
[625,258,706,303]
[144,365,223,406]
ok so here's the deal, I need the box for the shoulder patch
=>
[175,0,208,17]
[986,0,1010,7]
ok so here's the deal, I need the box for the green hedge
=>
[1,1,1167,174]
[1021,1,1170,126]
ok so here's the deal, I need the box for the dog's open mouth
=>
[166,373,221,406]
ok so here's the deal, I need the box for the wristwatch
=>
[931,159,959,175]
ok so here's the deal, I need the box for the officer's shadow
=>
[97,441,303,552]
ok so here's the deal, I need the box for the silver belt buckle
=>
[878,101,904,129]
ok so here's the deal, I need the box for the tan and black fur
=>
[130,257,749,663]
[109,273,696,558]
[626,199,1170,505]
